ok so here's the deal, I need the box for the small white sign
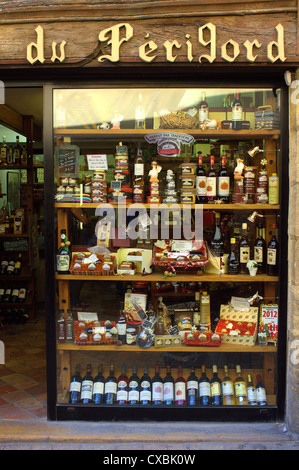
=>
[230,296,250,312]
[86,154,108,170]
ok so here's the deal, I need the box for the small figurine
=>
[234,158,244,176]
[148,161,162,182]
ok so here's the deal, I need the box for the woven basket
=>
[216,305,259,346]
[160,112,198,129]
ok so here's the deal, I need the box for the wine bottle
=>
[232,92,243,130]
[152,364,163,405]
[210,212,224,257]
[69,364,82,404]
[65,308,73,343]
[163,364,174,405]
[128,365,140,405]
[140,365,151,405]
[218,155,230,203]
[56,229,71,274]
[0,136,8,165]
[210,365,222,406]
[247,374,257,405]
[254,223,266,274]
[81,364,93,404]
[133,143,145,203]
[256,375,267,405]
[14,254,22,275]
[267,224,279,276]
[222,365,235,405]
[193,291,200,327]
[18,288,26,303]
[187,367,198,406]
[13,135,21,165]
[116,301,126,344]
[198,92,209,123]
[93,364,105,404]
[3,288,12,303]
[11,289,19,303]
[199,365,211,405]
[234,365,248,405]
[206,155,217,202]
[116,364,129,405]
[175,365,186,406]
[6,259,15,275]
[104,364,117,405]
[57,309,65,343]
[0,259,8,274]
[195,154,207,203]
[0,288,4,302]
[239,223,250,274]
[228,237,240,275]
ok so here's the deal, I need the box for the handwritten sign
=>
[86,154,108,171]
[259,304,278,344]
[54,144,79,178]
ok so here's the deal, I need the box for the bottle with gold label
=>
[268,173,279,204]
[210,365,222,405]
[239,223,250,274]
[222,365,235,405]
[199,291,210,331]
[234,365,248,405]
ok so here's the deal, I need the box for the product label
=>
[117,389,128,401]
[105,382,117,394]
[256,387,267,402]
[175,383,186,400]
[163,382,174,401]
[199,107,209,123]
[134,163,144,176]
[267,248,277,265]
[199,382,211,397]
[56,254,70,271]
[254,246,263,263]
[211,382,221,397]
[187,380,198,391]
[234,382,246,397]
[195,176,207,196]
[81,380,93,400]
[232,105,243,121]
[152,381,163,401]
[140,389,151,401]
[240,247,250,264]
[70,381,81,393]
[247,386,257,403]
[206,177,216,197]
[129,390,139,401]
[218,176,230,196]
[117,323,126,335]
[222,381,234,396]
[93,382,104,395]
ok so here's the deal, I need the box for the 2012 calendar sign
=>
[259,304,278,344]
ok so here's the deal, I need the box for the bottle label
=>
[196,176,207,196]
[7,264,14,273]
[175,383,186,400]
[134,163,144,176]
[206,177,216,197]
[254,246,263,263]
[163,382,174,400]
[57,254,70,271]
[117,323,126,335]
[0,288,4,296]
[235,382,246,397]
[187,380,198,390]
[117,389,128,401]
[247,386,257,402]
[267,248,276,265]
[232,105,243,121]
[105,382,117,394]
[211,382,221,397]
[129,380,139,389]
[93,382,104,395]
[218,176,230,196]
[199,107,209,122]
[81,380,93,399]
[140,389,151,401]
[70,381,81,393]
[129,390,139,401]
[199,382,211,397]
[256,387,267,401]
[240,247,250,264]
[152,381,163,401]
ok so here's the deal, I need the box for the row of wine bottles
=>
[0,307,29,324]
[0,287,27,303]
[0,254,22,275]
[69,363,267,407]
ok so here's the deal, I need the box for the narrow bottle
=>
[218,155,230,203]
[57,309,65,343]
[152,364,163,405]
[104,364,117,405]
[116,302,127,344]
[6,259,15,275]
[199,291,210,331]
[0,136,8,165]
[210,212,224,257]
[0,288,4,302]
[247,374,257,405]
[195,154,207,203]
[56,229,71,274]
[234,365,248,405]
[69,364,82,404]
[210,365,222,406]
[256,375,267,405]
[228,237,240,275]
[133,143,145,203]
[140,365,151,405]
[163,364,174,405]
[0,259,8,274]
[187,367,198,406]
[198,92,209,123]
[199,365,211,405]
[135,93,145,129]
[93,364,105,404]
[18,288,26,303]
[222,365,235,405]
[175,365,186,406]
[21,145,27,165]
[239,223,250,274]
[267,224,279,276]
[3,288,11,303]
[14,254,22,275]
[193,291,200,327]
[116,364,129,405]
[254,223,266,274]
[206,155,217,202]
[66,308,73,342]
[81,364,93,404]
[268,173,279,204]
[13,135,21,165]
[11,289,19,303]
[128,365,140,405]
[232,92,243,130]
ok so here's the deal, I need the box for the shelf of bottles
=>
[53,87,280,414]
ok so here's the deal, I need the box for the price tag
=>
[86,154,108,171]
[259,304,278,344]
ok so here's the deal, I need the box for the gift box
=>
[254,105,280,130]
[153,239,209,272]
[74,320,118,345]
[215,304,258,346]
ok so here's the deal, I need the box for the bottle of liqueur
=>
[128,365,140,405]
[187,367,198,406]
[228,237,240,275]
[254,223,266,274]
[175,365,186,406]
[0,136,8,165]
[104,364,117,405]
[195,154,207,203]
[133,143,145,203]
[210,212,224,257]
[247,374,257,405]
[210,365,222,406]
[206,155,217,202]
[135,93,145,129]
[65,308,73,343]
[57,309,65,343]
[14,254,22,275]
[198,92,209,123]
[222,365,235,405]
[140,365,152,405]
[69,364,82,404]
[93,364,105,404]
[152,364,163,405]
[234,365,248,405]
[116,302,127,344]
[239,222,250,274]
[199,365,211,405]
[13,135,21,165]
[218,155,230,203]
[56,229,71,274]
[256,375,267,405]
[193,291,200,327]
[163,364,175,405]
[267,224,279,276]
[81,364,93,404]
[232,92,243,130]
[116,364,129,405]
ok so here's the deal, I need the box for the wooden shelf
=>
[57,342,277,353]
[55,202,280,210]
[56,273,278,282]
